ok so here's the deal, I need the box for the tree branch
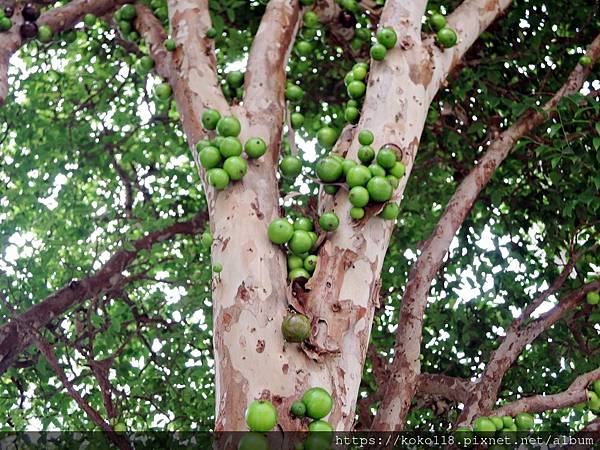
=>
[417,373,474,405]
[0,211,207,376]
[491,367,600,417]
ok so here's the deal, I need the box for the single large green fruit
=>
[289,230,314,254]
[286,84,304,102]
[154,83,172,100]
[319,212,339,232]
[206,168,230,190]
[291,400,307,417]
[164,38,176,51]
[358,146,375,164]
[245,137,267,159]
[368,163,386,177]
[281,313,311,342]
[349,186,370,207]
[302,387,333,420]
[213,262,223,273]
[223,156,248,181]
[0,17,12,32]
[291,112,304,129]
[227,70,244,88]
[346,165,372,187]
[294,217,314,232]
[386,175,399,188]
[201,108,221,130]
[350,207,365,220]
[37,24,53,43]
[376,26,397,49]
[502,416,514,429]
[358,130,374,146]
[316,157,343,182]
[389,161,406,178]
[296,40,314,56]
[515,412,534,430]
[83,13,97,27]
[219,136,243,158]
[588,390,600,410]
[344,107,360,124]
[347,80,366,99]
[317,127,338,149]
[308,420,333,433]
[119,4,137,21]
[238,433,269,450]
[245,400,277,432]
[437,27,458,48]
[268,218,294,244]
[287,254,304,271]
[138,55,155,72]
[199,146,221,169]
[217,116,242,137]
[379,202,399,220]
[280,155,302,178]
[587,291,600,305]
[367,176,393,202]
[429,13,446,31]
[376,147,397,169]
[580,55,593,66]
[289,267,311,281]
[352,64,367,81]
[206,27,218,38]
[303,11,319,28]
[473,417,496,433]
[304,255,318,272]
[341,159,357,175]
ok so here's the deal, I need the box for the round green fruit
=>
[286,84,304,102]
[199,146,221,169]
[580,55,593,66]
[304,255,318,272]
[316,157,343,182]
[502,416,514,429]
[227,70,244,88]
[206,27,218,38]
[358,130,374,146]
[429,13,446,31]
[344,107,360,124]
[379,202,399,220]
[0,17,12,32]
[352,64,367,81]
[212,262,223,273]
[386,175,399,188]
[296,40,314,56]
[308,420,333,433]
[217,116,242,137]
[389,161,405,178]
[437,27,458,48]
[587,291,600,305]
[164,38,176,51]
[324,185,339,195]
[154,83,172,100]
[268,218,294,244]
[245,137,267,159]
[289,267,311,281]
[280,155,303,178]
[201,231,213,249]
[593,379,600,397]
[291,112,304,129]
[83,13,97,27]
[219,136,243,158]
[473,417,496,433]
[302,387,333,420]
[317,127,338,149]
[245,400,277,432]
[515,412,534,430]
[223,156,248,181]
[376,147,397,169]
[289,230,314,254]
[291,400,307,417]
[490,416,504,431]
[376,26,397,49]
[347,80,366,99]
[350,207,365,220]
[281,313,311,342]
[37,24,53,43]
[118,20,132,34]
[119,4,137,21]
[238,433,269,450]
[206,168,230,190]
[128,31,140,42]
[303,11,319,28]
[341,159,357,175]
[114,422,127,432]
[294,217,314,232]
[368,163,386,177]
[139,55,155,72]
[319,212,339,232]
[349,186,370,207]
[288,254,304,270]
[355,28,371,40]
[344,72,354,86]
[358,145,375,164]
[367,176,393,202]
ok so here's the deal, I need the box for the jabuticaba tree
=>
[0,0,599,439]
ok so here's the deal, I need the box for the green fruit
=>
[245,137,267,159]
[355,28,371,40]
[316,157,343,182]
[300,0,315,5]
[579,55,593,66]
[245,400,277,432]
[317,127,338,149]
[386,175,399,188]
[37,25,53,43]
[379,202,399,220]
[238,433,269,450]
[128,31,140,42]
[515,412,534,430]
[367,176,393,202]
[376,147,397,169]
[138,55,155,72]
[587,292,600,305]
[344,72,354,86]
[302,387,333,420]
[502,416,514,429]
[164,38,176,51]
[117,20,131,34]
[376,27,397,49]
[389,161,405,178]
[368,163,386,177]
[319,212,339,232]
[308,231,318,246]
[490,416,504,431]
[83,13,96,27]
[217,116,242,137]
[344,107,360,123]
[429,13,446,31]
[593,379,600,397]
[280,155,302,178]
[303,11,319,28]
[213,262,223,273]
[201,231,213,249]
[0,17,12,32]
[119,4,137,21]
[349,186,369,207]
[282,313,311,342]
[296,40,314,56]
[352,64,367,81]
[304,255,318,272]
[154,83,172,100]
[350,207,364,220]
[199,146,222,169]
[291,400,307,417]
[294,217,314,232]
[289,230,314,254]
[341,159,357,175]
[358,130,374,146]
[286,84,304,102]
[347,80,366,99]
[289,267,311,281]
[588,390,600,409]
[288,254,304,271]
[358,145,375,164]
[437,27,458,48]
[346,165,372,187]
[206,168,230,190]
[324,185,339,195]
[341,0,357,11]
[219,136,243,158]
[223,156,248,181]
[227,70,244,88]
[213,136,225,148]
[473,417,496,433]
[347,99,358,108]
[308,420,333,433]
[154,6,168,20]
[114,422,127,432]
[206,27,218,38]
[291,112,304,129]
[268,218,294,244]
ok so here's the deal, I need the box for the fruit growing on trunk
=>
[317,127,337,149]
[473,417,496,433]
[245,400,277,432]
[280,155,302,178]
[201,108,221,130]
[207,168,230,190]
[316,157,343,182]
[291,400,306,417]
[515,412,534,430]
[217,116,242,137]
[245,137,267,159]
[154,83,172,100]
[20,21,38,39]
[579,55,592,66]
[22,3,40,21]
[302,387,333,420]
[358,129,374,145]
[281,313,311,342]
[366,176,393,202]
[223,156,248,180]
[437,27,458,48]
[587,291,599,305]
[37,25,53,43]
[268,218,294,244]
[376,27,397,49]
[319,212,339,231]
[429,13,447,31]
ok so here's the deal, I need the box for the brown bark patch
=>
[256,339,265,353]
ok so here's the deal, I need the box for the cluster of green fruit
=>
[342,62,369,124]
[370,26,397,61]
[268,214,339,281]
[114,4,140,42]
[196,109,267,190]
[455,412,534,444]
[314,130,404,221]
[428,12,458,49]
[221,70,244,100]
[585,379,600,414]
[148,0,169,25]
[0,6,13,32]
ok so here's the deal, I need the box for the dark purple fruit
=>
[338,11,356,28]
[20,21,38,39]
[4,6,14,18]
[22,3,39,21]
